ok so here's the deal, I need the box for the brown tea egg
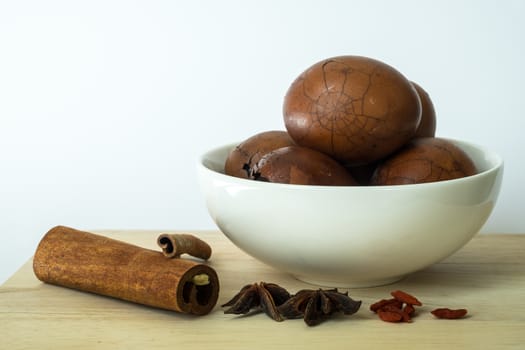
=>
[370,137,477,185]
[411,82,437,138]
[283,55,422,166]
[224,130,295,179]
[251,146,357,186]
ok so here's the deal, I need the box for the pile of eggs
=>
[225,55,477,186]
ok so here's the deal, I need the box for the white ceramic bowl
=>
[197,139,503,287]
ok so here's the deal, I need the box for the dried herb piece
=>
[431,308,468,319]
[278,288,362,326]
[222,282,291,321]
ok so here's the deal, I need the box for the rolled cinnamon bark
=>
[33,226,219,315]
[157,233,212,260]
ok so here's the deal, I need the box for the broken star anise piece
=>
[222,282,291,321]
[278,288,362,326]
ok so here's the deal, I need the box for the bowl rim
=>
[198,137,504,191]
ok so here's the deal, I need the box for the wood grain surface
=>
[1,231,524,349]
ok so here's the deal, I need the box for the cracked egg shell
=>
[252,146,357,186]
[224,130,295,179]
[283,55,422,166]
[370,137,477,185]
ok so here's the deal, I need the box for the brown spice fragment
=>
[157,233,212,260]
[431,308,468,319]
[278,288,361,326]
[222,282,291,322]
[33,226,220,315]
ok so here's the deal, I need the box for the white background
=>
[1,0,524,284]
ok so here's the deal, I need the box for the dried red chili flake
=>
[383,304,413,322]
[371,290,422,323]
[401,311,412,322]
[403,303,416,316]
[372,291,470,323]
[390,290,422,306]
[377,309,404,322]
[431,308,468,319]
[369,298,403,313]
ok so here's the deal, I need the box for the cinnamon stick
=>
[157,233,212,260]
[33,226,219,315]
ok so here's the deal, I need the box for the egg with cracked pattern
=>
[283,55,422,166]
[251,146,357,186]
[370,137,477,185]
[224,130,295,179]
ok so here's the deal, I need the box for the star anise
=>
[278,288,362,326]
[222,282,291,321]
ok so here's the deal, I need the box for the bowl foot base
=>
[293,274,405,289]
